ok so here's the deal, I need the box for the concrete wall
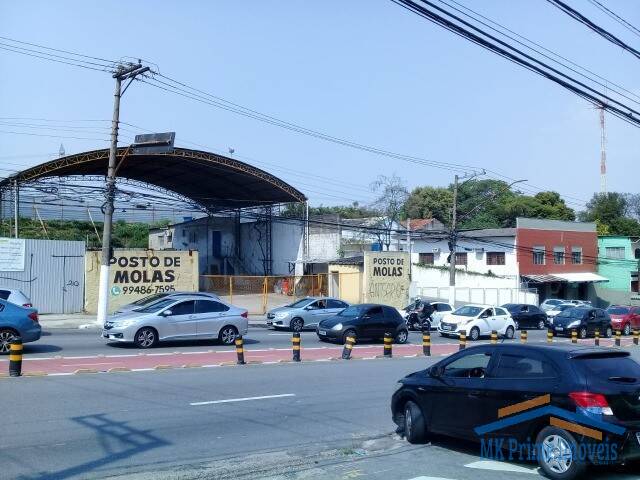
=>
[590,283,640,308]
[327,264,362,304]
[598,236,635,291]
[411,264,519,289]
[85,249,199,313]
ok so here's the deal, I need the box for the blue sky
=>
[1,0,638,212]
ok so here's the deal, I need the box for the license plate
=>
[442,325,451,331]
[319,330,327,335]
[556,327,564,331]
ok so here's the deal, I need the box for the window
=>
[455,252,468,266]
[443,352,492,378]
[435,303,452,312]
[529,306,542,314]
[0,290,9,300]
[571,247,582,265]
[169,300,195,316]
[327,299,348,309]
[486,252,506,266]
[493,353,557,379]
[166,232,173,243]
[635,248,640,260]
[481,308,494,318]
[532,246,545,265]
[494,307,508,316]
[366,306,383,317]
[553,246,565,265]
[195,300,229,313]
[419,253,434,265]
[606,247,626,259]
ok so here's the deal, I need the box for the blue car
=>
[0,299,41,354]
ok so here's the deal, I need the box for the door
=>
[427,348,496,439]
[585,309,599,334]
[163,300,197,339]
[304,299,334,327]
[195,299,231,337]
[490,307,509,333]
[432,303,452,328]
[529,305,546,329]
[323,299,348,327]
[330,272,340,298]
[631,308,640,329]
[477,308,495,335]
[595,309,609,334]
[360,306,385,339]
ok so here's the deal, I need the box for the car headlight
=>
[331,323,343,331]
[113,319,139,328]
[275,312,289,319]
[567,320,581,328]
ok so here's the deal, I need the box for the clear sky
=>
[1,0,638,212]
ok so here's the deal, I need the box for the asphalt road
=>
[3,357,640,480]
[26,327,562,358]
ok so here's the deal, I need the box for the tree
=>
[281,201,375,219]
[580,192,640,235]
[370,174,409,250]
[502,191,575,225]
[402,186,452,224]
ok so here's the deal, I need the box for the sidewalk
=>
[38,313,269,329]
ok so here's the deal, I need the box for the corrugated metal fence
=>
[0,239,85,313]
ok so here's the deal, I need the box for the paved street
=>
[3,357,639,480]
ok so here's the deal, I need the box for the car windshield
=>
[286,298,315,308]
[132,293,167,306]
[555,304,574,312]
[607,306,630,315]
[136,298,176,313]
[338,305,367,317]
[453,306,482,317]
[545,300,561,306]
[501,304,518,311]
[556,308,586,319]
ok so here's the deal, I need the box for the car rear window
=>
[606,306,630,315]
[574,355,640,382]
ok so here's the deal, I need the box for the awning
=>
[522,273,609,283]
[553,273,609,283]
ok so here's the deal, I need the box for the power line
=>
[546,0,640,60]
[0,35,119,65]
[0,45,111,73]
[0,129,110,141]
[587,0,640,39]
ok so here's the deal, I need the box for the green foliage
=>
[0,217,169,249]
[402,186,453,223]
[281,202,376,219]
[581,193,640,236]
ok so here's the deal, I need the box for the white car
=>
[438,304,516,341]
[102,295,248,348]
[401,301,454,330]
[0,288,33,308]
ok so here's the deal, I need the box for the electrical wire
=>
[587,0,640,39]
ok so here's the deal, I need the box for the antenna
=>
[599,106,607,194]
[59,143,65,157]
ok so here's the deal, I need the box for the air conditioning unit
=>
[432,248,441,253]
[475,248,485,253]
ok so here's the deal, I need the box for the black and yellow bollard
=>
[547,329,554,344]
[459,330,467,351]
[520,330,528,344]
[292,332,301,362]
[571,329,578,344]
[422,323,431,357]
[490,330,498,345]
[342,334,355,360]
[634,330,639,346]
[595,328,600,346]
[383,332,393,358]
[9,337,22,377]
[235,336,246,365]
[615,330,622,347]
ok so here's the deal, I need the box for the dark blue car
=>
[0,298,41,354]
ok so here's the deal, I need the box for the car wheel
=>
[469,326,480,341]
[624,323,631,336]
[342,329,356,345]
[403,400,426,444]
[396,329,409,344]
[134,327,158,349]
[219,326,239,345]
[536,426,585,480]
[605,326,613,338]
[290,317,304,332]
[0,328,18,355]
[578,327,588,339]
[505,326,515,339]
[538,319,546,330]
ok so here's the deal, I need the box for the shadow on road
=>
[23,344,63,354]
[104,337,260,350]
[20,413,170,480]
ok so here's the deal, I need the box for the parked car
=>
[501,303,548,330]
[551,306,612,339]
[606,305,640,335]
[0,298,41,354]
[438,304,516,341]
[316,303,408,344]
[102,295,248,348]
[114,291,220,314]
[0,288,33,308]
[392,343,640,480]
[539,299,565,312]
[566,299,592,306]
[267,296,349,332]
[546,303,576,321]
[403,300,453,330]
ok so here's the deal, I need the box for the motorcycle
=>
[403,304,432,331]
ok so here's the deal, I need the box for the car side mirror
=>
[429,365,443,378]
[161,309,172,317]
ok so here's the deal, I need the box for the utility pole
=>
[13,179,19,238]
[448,176,459,307]
[599,106,607,194]
[96,63,150,325]
[406,218,412,277]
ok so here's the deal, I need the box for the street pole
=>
[96,63,149,325]
[13,179,19,238]
[448,176,458,306]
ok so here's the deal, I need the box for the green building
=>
[597,236,640,292]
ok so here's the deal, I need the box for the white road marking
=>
[61,362,118,367]
[464,460,540,475]
[190,393,295,406]
[406,477,457,480]
[268,333,315,336]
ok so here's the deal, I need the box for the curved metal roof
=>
[0,147,306,209]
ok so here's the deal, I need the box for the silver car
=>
[267,297,349,332]
[102,295,248,348]
[114,291,220,314]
